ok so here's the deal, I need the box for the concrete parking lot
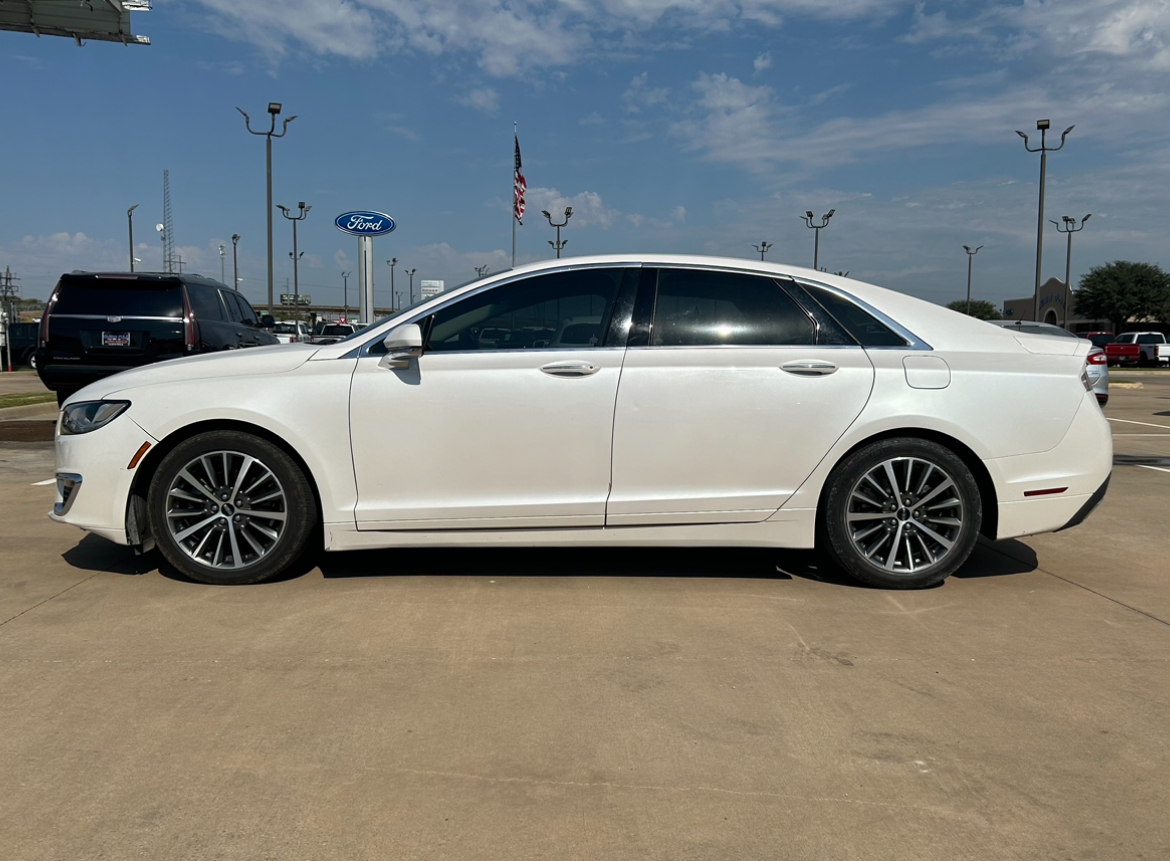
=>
[1,370,1167,860]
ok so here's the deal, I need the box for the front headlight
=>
[60,400,131,435]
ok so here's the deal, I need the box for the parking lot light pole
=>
[386,258,397,309]
[1016,119,1073,321]
[406,269,417,305]
[542,207,573,258]
[963,245,983,316]
[752,241,773,261]
[800,209,835,271]
[219,244,226,283]
[237,102,297,314]
[277,202,311,305]
[1052,214,1090,329]
[127,205,138,271]
[341,271,351,318]
[475,265,490,278]
[231,234,240,288]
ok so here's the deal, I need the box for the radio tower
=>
[162,169,176,273]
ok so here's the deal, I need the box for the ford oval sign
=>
[335,211,396,237]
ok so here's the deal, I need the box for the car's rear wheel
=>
[822,438,981,589]
[147,431,316,585]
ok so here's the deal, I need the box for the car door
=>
[606,267,875,526]
[185,282,231,351]
[220,291,260,347]
[348,265,638,530]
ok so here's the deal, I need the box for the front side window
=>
[426,268,627,352]
[650,269,815,347]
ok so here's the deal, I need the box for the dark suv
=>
[36,271,277,404]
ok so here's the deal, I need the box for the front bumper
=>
[49,412,158,545]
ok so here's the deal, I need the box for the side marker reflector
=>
[1024,487,1068,497]
[127,441,151,470]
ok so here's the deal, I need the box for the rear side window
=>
[651,269,815,347]
[187,283,225,321]
[52,276,183,318]
[799,283,908,347]
[221,291,248,324]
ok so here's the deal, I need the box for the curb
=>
[0,402,59,421]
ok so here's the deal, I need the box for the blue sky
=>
[2,0,1168,311]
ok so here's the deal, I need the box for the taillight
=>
[182,289,199,351]
[1087,352,1108,365]
[291,335,298,343]
[39,281,62,347]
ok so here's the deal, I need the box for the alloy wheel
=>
[845,456,964,574]
[163,450,287,570]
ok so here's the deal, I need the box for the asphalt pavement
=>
[0,371,1167,861]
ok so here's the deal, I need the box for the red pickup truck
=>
[1084,332,1141,367]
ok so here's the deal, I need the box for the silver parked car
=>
[989,320,1109,406]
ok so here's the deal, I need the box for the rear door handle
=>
[781,359,838,376]
[540,361,599,377]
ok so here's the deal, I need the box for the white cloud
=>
[579,112,606,125]
[622,72,669,113]
[456,87,500,113]
[191,0,914,76]
[526,187,622,229]
[671,205,687,222]
[669,73,781,172]
[753,51,772,73]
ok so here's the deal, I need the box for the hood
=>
[73,344,319,401]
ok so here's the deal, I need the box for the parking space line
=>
[30,478,55,486]
[1107,418,1170,430]
[1136,464,1170,474]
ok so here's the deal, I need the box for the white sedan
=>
[49,256,1112,589]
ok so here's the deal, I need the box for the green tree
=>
[1073,261,1170,333]
[946,299,1001,320]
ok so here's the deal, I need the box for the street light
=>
[341,271,351,318]
[277,201,311,306]
[1051,214,1091,329]
[238,101,297,315]
[542,207,573,258]
[386,258,397,309]
[219,244,226,283]
[406,268,417,305]
[962,245,984,316]
[800,209,835,271]
[1017,119,1074,321]
[127,205,139,271]
[475,265,490,278]
[751,241,773,261]
[231,234,240,289]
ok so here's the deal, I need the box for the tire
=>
[147,431,317,585]
[22,348,36,370]
[821,437,982,589]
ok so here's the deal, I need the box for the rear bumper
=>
[986,395,1113,540]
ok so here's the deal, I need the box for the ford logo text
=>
[334,211,397,236]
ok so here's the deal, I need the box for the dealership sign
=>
[334,211,396,236]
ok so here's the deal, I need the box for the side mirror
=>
[260,314,275,328]
[380,323,423,369]
[382,323,423,352]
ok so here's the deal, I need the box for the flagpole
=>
[511,121,517,268]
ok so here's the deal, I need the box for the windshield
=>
[273,324,298,334]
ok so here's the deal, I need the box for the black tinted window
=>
[1087,333,1114,347]
[221,291,246,323]
[52,276,183,317]
[323,325,354,336]
[800,283,907,347]
[1137,334,1162,344]
[651,270,814,347]
[427,268,625,352]
[187,283,225,321]
[232,293,258,325]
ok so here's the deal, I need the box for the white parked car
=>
[989,319,1109,405]
[271,320,309,344]
[1115,331,1170,366]
[50,256,1112,589]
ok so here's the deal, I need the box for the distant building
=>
[1002,277,1107,332]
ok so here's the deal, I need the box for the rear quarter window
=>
[52,276,183,318]
[799,283,907,347]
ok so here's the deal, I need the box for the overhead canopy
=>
[0,0,150,46]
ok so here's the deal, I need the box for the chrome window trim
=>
[625,343,863,352]
[348,261,642,359]
[45,314,184,322]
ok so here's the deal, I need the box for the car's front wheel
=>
[822,438,982,589]
[148,431,317,585]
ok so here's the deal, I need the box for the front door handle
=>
[540,361,599,377]
[781,359,838,376]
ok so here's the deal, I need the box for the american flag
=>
[513,133,526,224]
